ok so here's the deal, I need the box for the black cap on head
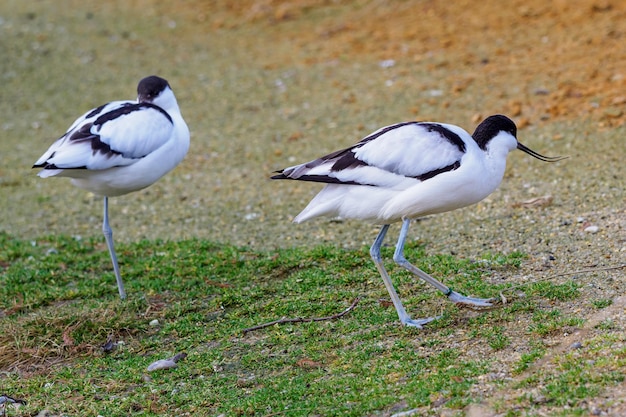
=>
[137,75,170,102]
[472,114,517,150]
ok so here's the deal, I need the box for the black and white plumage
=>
[272,115,564,327]
[33,75,190,299]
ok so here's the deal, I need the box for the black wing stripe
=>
[66,123,124,159]
[420,123,466,153]
[330,150,367,171]
[271,173,367,186]
[357,121,418,146]
[39,163,88,170]
[63,102,173,160]
[353,121,466,153]
[93,102,172,126]
[85,102,110,119]
[414,160,461,181]
[272,160,461,186]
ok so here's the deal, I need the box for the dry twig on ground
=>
[242,297,361,334]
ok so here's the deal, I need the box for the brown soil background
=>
[204,0,626,128]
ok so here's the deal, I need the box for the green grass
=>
[0,232,619,416]
[510,333,626,416]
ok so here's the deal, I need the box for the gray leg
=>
[393,219,493,307]
[370,225,437,328]
[103,197,127,299]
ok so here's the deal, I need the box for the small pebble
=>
[569,341,583,350]
[584,225,599,233]
[147,359,177,372]
[244,212,259,220]
[149,319,160,327]
[101,338,116,353]
[147,352,187,372]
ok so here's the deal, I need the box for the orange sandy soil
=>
[195,0,625,128]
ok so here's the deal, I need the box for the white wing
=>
[274,122,469,189]
[33,101,128,167]
[34,101,174,172]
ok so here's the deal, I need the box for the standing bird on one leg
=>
[33,75,190,299]
[272,114,564,327]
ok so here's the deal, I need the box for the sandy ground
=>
[0,0,624,414]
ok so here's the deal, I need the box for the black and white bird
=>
[33,75,190,299]
[272,114,564,327]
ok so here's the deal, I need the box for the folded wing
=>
[273,122,467,189]
[34,101,174,173]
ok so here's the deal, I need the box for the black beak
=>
[517,142,566,162]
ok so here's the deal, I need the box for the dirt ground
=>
[1,0,625,415]
[203,0,626,127]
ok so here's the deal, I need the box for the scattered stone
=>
[0,394,27,409]
[101,337,116,353]
[584,225,599,233]
[569,341,583,350]
[147,358,177,372]
[244,212,259,220]
[149,319,160,327]
[590,406,603,415]
[147,352,187,372]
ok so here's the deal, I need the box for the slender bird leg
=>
[393,219,494,307]
[103,197,127,300]
[370,225,437,328]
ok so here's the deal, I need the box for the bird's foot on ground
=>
[400,315,440,328]
[448,291,496,310]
